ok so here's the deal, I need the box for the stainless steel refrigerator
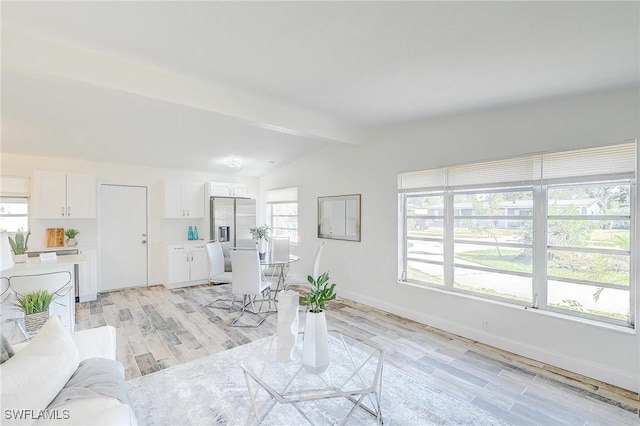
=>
[210,197,256,270]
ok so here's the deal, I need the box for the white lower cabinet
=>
[166,242,208,288]
[78,248,98,302]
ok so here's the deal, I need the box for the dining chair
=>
[0,276,28,342]
[6,272,73,336]
[208,249,273,327]
[263,237,290,277]
[285,241,325,289]
[228,249,273,326]
[205,241,232,285]
[9,271,73,303]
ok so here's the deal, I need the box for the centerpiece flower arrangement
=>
[249,224,270,260]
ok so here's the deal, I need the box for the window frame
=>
[399,142,637,328]
[266,187,299,245]
[0,196,30,233]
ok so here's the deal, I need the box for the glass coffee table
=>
[239,330,384,425]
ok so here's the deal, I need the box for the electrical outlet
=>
[481,319,489,331]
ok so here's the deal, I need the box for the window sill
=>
[398,280,636,336]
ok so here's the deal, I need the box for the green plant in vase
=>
[15,289,55,334]
[300,272,337,313]
[300,272,337,374]
[249,224,270,260]
[8,228,30,262]
[64,228,79,247]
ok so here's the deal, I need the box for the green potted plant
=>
[300,272,337,374]
[8,228,30,263]
[64,228,79,247]
[16,289,54,334]
[249,224,270,260]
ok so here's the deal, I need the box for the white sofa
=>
[0,316,137,425]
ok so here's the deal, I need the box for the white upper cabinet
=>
[32,172,96,219]
[163,182,205,218]
[210,181,250,198]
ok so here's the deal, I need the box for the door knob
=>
[142,240,147,244]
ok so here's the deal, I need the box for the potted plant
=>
[8,228,30,263]
[16,289,54,334]
[64,228,79,247]
[300,272,336,374]
[249,224,270,260]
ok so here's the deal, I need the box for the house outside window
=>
[399,141,637,328]
[266,187,298,245]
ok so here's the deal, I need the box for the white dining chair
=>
[263,237,290,277]
[227,249,273,327]
[285,241,325,288]
[205,241,232,285]
[9,271,73,303]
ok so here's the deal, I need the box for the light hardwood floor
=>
[75,284,639,425]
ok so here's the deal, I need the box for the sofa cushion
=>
[0,316,80,425]
[71,326,117,361]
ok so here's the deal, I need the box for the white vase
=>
[257,238,267,261]
[12,253,28,263]
[302,310,329,374]
[276,290,299,362]
[66,237,78,247]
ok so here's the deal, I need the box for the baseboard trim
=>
[339,289,639,393]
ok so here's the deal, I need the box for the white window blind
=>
[266,187,298,203]
[539,142,636,183]
[447,157,536,189]
[399,141,636,191]
[398,169,446,192]
[0,176,30,196]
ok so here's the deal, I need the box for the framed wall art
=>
[317,194,361,242]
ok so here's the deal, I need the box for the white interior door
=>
[100,184,148,291]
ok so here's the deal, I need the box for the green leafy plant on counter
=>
[8,228,30,255]
[64,229,80,239]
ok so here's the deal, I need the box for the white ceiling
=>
[1,1,638,177]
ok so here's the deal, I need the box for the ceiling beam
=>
[2,29,362,145]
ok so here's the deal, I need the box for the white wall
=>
[258,87,640,392]
[0,154,257,285]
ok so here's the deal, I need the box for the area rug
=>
[128,337,508,425]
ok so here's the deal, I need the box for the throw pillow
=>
[0,332,15,364]
[0,315,80,425]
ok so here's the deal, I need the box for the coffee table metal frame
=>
[240,330,384,425]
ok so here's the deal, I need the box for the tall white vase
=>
[277,290,299,362]
[257,238,267,261]
[302,310,329,374]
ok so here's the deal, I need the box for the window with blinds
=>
[398,141,637,328]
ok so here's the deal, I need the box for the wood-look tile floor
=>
[75,284,639,425]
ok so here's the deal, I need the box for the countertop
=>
[3,254,87,275]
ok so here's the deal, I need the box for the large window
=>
[266,187,298,244]
[399,142,636,327]
[0,196,29,232]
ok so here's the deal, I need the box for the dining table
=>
[260,254,299,301]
